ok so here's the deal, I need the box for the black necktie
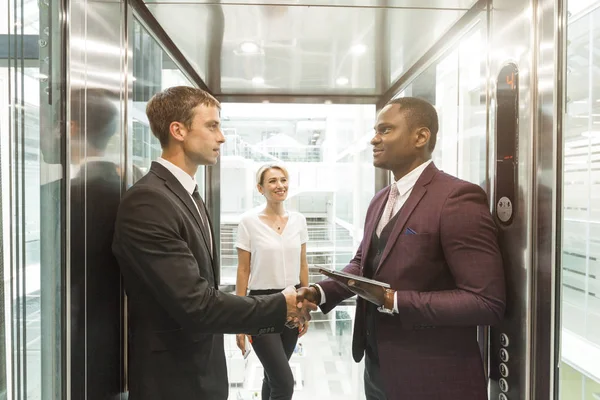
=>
[191,185,213,257]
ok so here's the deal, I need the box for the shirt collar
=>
[156,157,197,195]
[393,160,433,196]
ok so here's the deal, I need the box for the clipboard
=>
[318,268,391,289]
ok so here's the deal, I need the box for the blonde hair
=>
[256,164,289,186]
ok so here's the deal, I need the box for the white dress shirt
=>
[236,211,309,290]
[317,160,433,313]
[155,157,212,251]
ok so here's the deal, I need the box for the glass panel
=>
[559,3,600,398]
[146,4,467,94]
[130,17,205,189]
[1,0,65,398]
[220,102,375,399]
[392,24,487,188]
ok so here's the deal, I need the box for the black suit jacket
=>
[112,161,286,400]
[71,161,124,399]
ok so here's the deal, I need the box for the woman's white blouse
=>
[235,211,309,290]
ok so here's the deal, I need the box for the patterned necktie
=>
[191,185,213,257]
[376,183,399,237]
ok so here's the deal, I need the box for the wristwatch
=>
[377,288,395,315]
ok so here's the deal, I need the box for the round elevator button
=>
[500,333,510,347]
[499,348,509,362]
[500,363,509,377]
[499,394,508,400]
[499,378,509,393]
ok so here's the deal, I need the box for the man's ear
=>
[415,127,431,150]
[169,121,186,143]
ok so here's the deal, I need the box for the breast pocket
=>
[392,233,441,278]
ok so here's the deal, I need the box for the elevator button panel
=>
[499,348,509,363]
[500,363,509,377]
[500,333,510,347]
[499,378,509,393]
[494,62,519,226]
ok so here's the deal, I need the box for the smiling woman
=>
[235,162,309,400]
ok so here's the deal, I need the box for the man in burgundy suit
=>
[299,97,505,399]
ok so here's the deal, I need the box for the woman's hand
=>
[236,334,250,355]
[298,321,310,338]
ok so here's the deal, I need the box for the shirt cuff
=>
[314,284,326,305]
[393,291,398,313]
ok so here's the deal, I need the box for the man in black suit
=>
[112,86,313,400]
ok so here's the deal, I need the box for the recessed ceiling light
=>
[252,76,265,85]
[336,76,349,86]
[240,41,259,54]
[262,100,270,104]
[350,44,367,55]
[324,100,332,105]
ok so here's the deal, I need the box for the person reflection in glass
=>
[235,164,309,400]
[68,87,123,399]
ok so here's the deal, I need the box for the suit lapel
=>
[376,163,438,273]
[151,162,214,262]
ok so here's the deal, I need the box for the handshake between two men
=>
[282,277,395,328]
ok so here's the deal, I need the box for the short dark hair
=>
[146,86,221,148]
[72,87,119,151]
[387,97,439,151]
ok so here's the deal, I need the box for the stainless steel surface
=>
[144,2,469,95]
[68,0,128,397]
[531,0,563,398]
[377,0,487,109]
[130,0,211,93]
[206,158,222,283]
[216,94,380,104]
[487,1,539,399]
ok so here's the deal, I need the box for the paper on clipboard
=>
[318,268,391,289]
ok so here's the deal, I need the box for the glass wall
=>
[129,18,203,187]
[1,0,65,398]
[559,1,600,398]
[393,24,487,188]
[219,102,375,399]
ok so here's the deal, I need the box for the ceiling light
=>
[240,41,259,53]
[336,76,349,86]
[324,100,332,105]
[252,76,265,85]
[350,44,366,55]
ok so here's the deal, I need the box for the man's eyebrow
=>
[374,122,392,129]
[205,119,220,125]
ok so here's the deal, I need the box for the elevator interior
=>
[2,0,599,399]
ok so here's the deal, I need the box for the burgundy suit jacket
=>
[319,162,505,399]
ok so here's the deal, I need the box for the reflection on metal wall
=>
[488,0,562,399]
[487,1,535,399]
[68,1,128,398]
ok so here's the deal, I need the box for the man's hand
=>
[296,285,321,305]
[282,286,317,328]
[347,279,395,310]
